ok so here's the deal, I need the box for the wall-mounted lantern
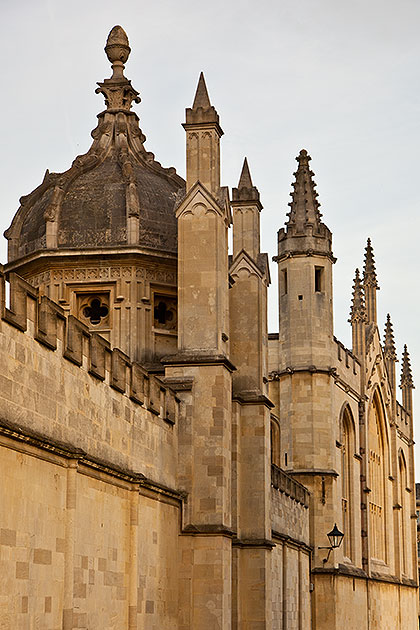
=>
[318,523,344,563]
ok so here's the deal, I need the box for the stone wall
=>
[271,466,311,629]
[0,271,182,628]
[0,432,180,629]
[0,272,179,488]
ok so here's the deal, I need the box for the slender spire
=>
[349,268,366,324]
[286,149,322,232]
[238,157,253,189]
[363,238,379,289]
[184,72,221,130]
[400,345,414,390]
[95,26,140,112]
[232,158,261,205]
[192,72,211,109]
[183,73,223,193]
[231,158,262,259]
[383,314,397,362]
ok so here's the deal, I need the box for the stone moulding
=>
[0,270,179,425]
[0,416,183,503]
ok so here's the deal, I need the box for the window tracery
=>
[78,294,110,328]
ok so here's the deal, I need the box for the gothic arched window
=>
[341,406,354,560]
[368,392,387,563]
[399,451,409,576]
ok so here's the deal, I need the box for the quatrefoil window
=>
[82,298,109,325]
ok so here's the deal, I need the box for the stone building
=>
[0,25,417,630]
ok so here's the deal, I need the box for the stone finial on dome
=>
[96,26,140,112]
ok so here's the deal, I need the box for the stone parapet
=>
[271,464,310,508]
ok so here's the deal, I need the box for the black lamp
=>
[327,524,344,549]
[318,523,344,563]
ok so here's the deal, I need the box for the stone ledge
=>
[162,352,236,372]
[232,537,275,550]
[233,391,274,408]
[181,524,236,537]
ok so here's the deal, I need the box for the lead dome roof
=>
[5,26,185,263]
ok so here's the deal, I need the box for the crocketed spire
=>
[286,149,322,233]
[400,345,414,389]
[363,238,379,289]
[277,149,333,260]
[349,268,366,323]
[383,314,397,362]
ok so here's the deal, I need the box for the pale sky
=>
[1,0,420,472]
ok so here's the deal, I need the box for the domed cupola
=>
[4,27,184,366]
[5,25,184,263]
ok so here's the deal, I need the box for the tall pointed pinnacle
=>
[400,345,414,390]
[183,72,223,193]
[192,72,211,109]
[349,268,366,324]
[238,157,253,189]
[287,149,323,233]
[231,158,262,260]
[349,268,366,357]
[400,344,414,414]
[383,314,397,362]
[232,158,261,206]
[185,72,221,129]
[363,238,379,325]
[363,238,379,289]
[95,26,140,112]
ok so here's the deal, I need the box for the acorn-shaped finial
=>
[105,26,131,79]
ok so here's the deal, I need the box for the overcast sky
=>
[2,0,420,472]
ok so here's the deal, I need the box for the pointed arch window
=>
[368,393,387,563]
[341,406,354,560]
[399,452,410,576]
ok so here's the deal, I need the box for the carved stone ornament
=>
[96,26,140,112]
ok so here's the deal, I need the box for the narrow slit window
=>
[282,269,288,295]
[315,266,324,292]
